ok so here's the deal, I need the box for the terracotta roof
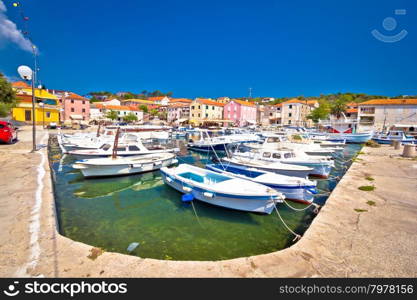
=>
[274,103,283,107]
[195,99,225,107]
[148,96,167,101]
[169,103,190,108]
[170,98,192,103]
[232,100,256,107]
[306,100,318,106]
[95,104,138,111]
[346,108,358,113]
[12,81,30,88]
[346,102,358,107]
[66,92,88,101]
[358,99,417,106]
[282,98,307,105]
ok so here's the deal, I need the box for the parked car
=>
[0,121,18,144]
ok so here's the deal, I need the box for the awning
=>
[70,115,83,120]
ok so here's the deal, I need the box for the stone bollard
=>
[402,144,416,158]
[393,140,401,150]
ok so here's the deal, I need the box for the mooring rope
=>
[273,201,301,242]
[282,199,320,213]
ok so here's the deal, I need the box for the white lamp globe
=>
[17,65,33,81]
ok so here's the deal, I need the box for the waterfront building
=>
[280,98,313,126]
[261,104,282,126]
[167,103,190,124]
[357,99,417,131]
[59,92,90,122]
[216,97,231,104]
[223,99,257,126]
[11,83,60,125]
[94,104,143,122]
[190,98,225,126]
[148,96,170,105]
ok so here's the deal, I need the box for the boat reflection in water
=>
[73,172,164,199]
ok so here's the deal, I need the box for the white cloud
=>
[0,0,35,53]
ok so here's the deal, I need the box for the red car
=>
[0,121,18,144]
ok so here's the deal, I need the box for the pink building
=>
[223,100,257,126]
[167,103,190,124]
[60,92,90,122]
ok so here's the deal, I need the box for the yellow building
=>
[190,98,225,126]
[11,82,60,125]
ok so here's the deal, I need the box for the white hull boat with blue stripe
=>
[72,153,178,178]
[222,156,313,178]
[206,164,317,204]
[160,164,284,214]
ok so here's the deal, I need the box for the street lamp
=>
[39,102,45,129]
[17,65,36,152]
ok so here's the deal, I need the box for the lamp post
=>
[39,102,45,129]
[17,65,36,152]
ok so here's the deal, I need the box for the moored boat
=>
[206,163,317,204]
[160,164,284,214]
[73,153,178,178]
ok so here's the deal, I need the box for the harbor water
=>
[49,135,361,261]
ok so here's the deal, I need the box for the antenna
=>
[248,87,252,99]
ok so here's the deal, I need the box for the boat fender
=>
[166,176,173,183]
[182,193,194,202]
[203,192,214,198]
[183,186,192,192]
[306,187,318,194]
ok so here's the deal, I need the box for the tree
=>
[307,101,330,123]
[330,97,348,119]
[89,96,101,103]
[106,110,118,121]
[0,73,16,117]
[123,112,138,123]
[139,105,148,113]
[158,111,167,120]
[150,109,159,116]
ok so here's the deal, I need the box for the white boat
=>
[68,140,179,158]
[160,164,283,214]
[73,153,178,178]
[232,148,334,178]
[372,130,416,144]
[206,164,317,204]
[244,136,343,156]
[222,156,313,178]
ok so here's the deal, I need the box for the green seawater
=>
[49,136,361,261]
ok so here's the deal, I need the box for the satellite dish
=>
[17,65,33,81]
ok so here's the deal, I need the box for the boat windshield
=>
[178,171,229,185]
[100,144,111,151]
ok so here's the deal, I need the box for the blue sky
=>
[0,0,416,98]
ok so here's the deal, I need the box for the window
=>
[116,147,125,152]
[360,107,375,114]
[284,153,292,159]
[191,106,195,110]
[46,112,51,118]
[269,113,273,116]
[205,113,208,118]
[71,108,75,112]
[82,101,85,105]
[100,144,111,151]
[71,100,74,104]
[288,120,291,124]
[128,146,140,151]
[198,113,201,117]
[212,106,214,110]
[192,113,194,117]
[289,105,292,109]
[82,109,86,113]
[289,113,292,117]
[198,106,201,109]
[262,152,271,158]
[272,153,281,159]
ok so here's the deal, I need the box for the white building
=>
[357,99,417,131]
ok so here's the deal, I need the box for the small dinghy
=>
[73,153,178,178]
[222,156,313,178]
[206,164,317,204]
[160,164,284,214]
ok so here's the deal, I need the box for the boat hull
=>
[73,158,178,178]
[372,138,416,145]
[160,172,278,214]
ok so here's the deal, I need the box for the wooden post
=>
[112,127,120,159]
[96,123,101,137]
